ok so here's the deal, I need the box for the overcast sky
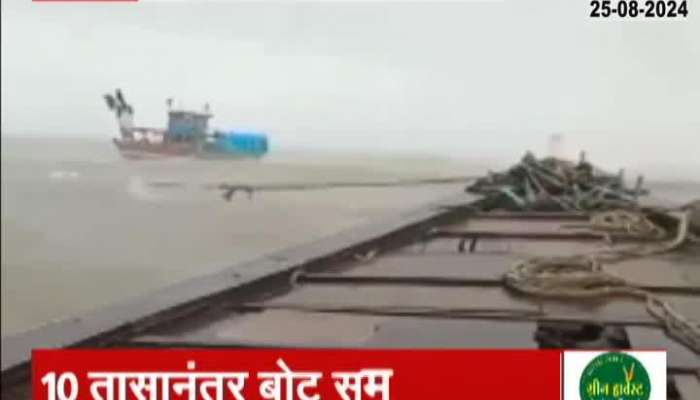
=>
[2,0,699,166]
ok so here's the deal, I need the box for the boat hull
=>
[112,138,196,160]
[2,192,699,399]
[112,139,266,160]
[194,150,265,160]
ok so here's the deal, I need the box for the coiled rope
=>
[589,209,667,240]
[503,210,700,353]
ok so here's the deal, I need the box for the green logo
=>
[579,352,651,400]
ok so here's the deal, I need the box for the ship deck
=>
[2,193,699,399]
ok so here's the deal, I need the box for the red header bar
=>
[32,1,137,3]
[33,349,562,400]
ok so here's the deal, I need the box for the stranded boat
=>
[1,154,699,399]
[104,89,269,160]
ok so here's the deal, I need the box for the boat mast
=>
[103,89,135,139]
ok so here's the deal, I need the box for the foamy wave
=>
[126,176,162,202]
[49,170,80,180]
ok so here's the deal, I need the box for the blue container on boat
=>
[210,131,269,157]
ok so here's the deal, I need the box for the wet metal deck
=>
[2,193,699,399]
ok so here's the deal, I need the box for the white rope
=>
[589,209,667,240]
[503,210,700,354]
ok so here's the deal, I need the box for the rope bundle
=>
[503,256,642,299]
[590,209,667,240]
[503,210,700,354]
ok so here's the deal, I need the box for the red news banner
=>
[33,349,561,400]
